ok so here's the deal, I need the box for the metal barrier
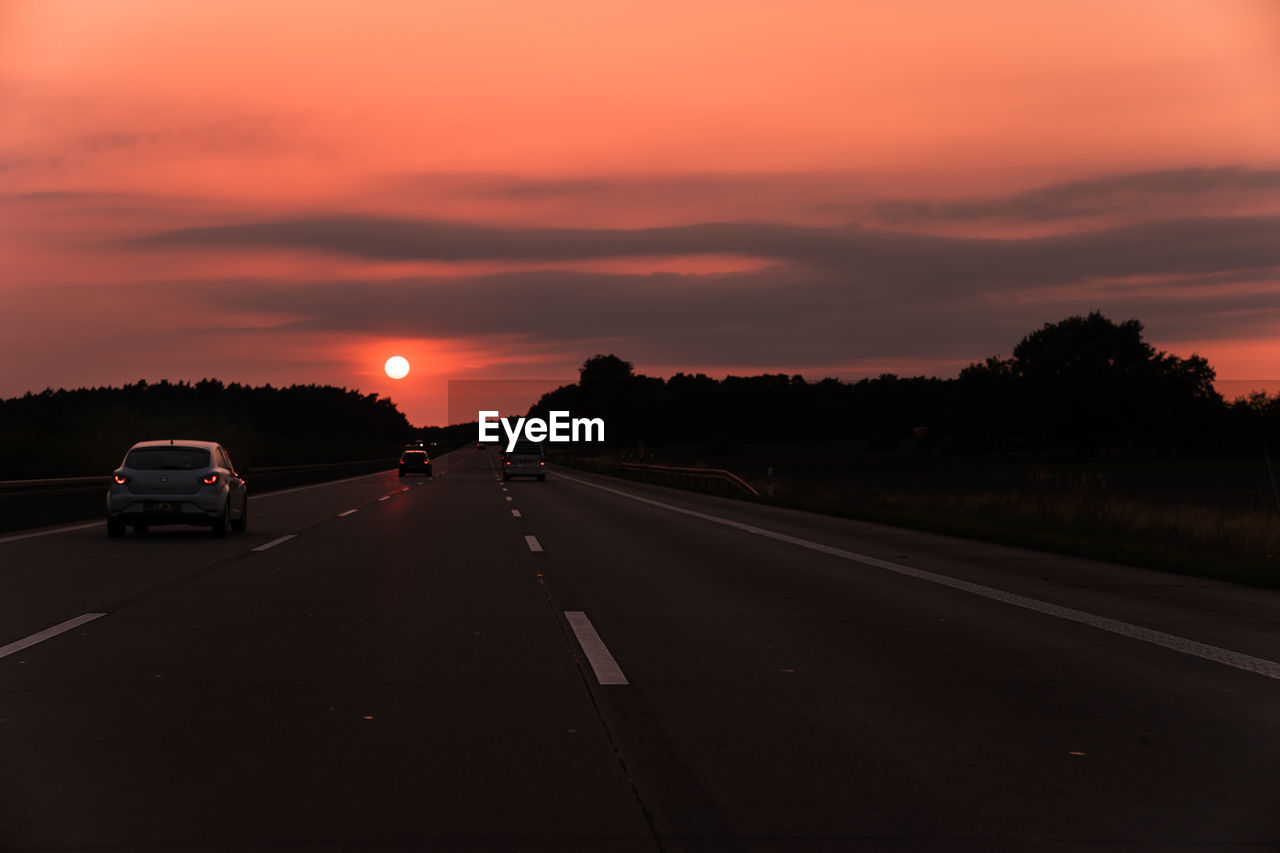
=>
[0,459,396,534]
[0,460,394,492]
[618,462,759,496]
[0,475,106,495]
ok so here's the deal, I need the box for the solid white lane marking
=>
[337,509,358,517]
[251,534,297,552]
[0,521,101,545]
[512,510,522,518]
[556,471,1280,683]
[0,613,106,661]
[565,611,628,685]
[525,535,543,552]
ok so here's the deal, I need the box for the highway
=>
[2,445,1279,851]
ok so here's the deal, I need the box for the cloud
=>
[74,168,1280,378]
[460,176,615,200]
[0,97,315,185]
[160,256,1280,371]
[131,212,1280,286]
[871,167,1280,223]
[132,216,850,262]
[390,170,859,202]
[1,189,177,207]
[78,115,305,156]
[375,168,1280,229]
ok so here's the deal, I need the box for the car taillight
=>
[201,473,219,485]
[504,460,511,466]
[113,473,130,485]
[540,460,545,466]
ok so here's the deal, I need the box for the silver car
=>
[502,439,546,481]
[106,440,248,537]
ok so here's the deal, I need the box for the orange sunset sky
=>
[2,0,1278,425]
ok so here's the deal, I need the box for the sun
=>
[384,355,410,379]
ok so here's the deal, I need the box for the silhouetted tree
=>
[0,381,414,478]
[515,313,1250,458]
[954,311,1223,453]
[579,354,635,388]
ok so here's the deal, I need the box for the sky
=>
[2,0,1278,426]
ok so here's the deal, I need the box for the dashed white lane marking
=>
[565,611,628,685]
[399,487,409,492]
[0,613,106,661]
[337,509,358,517]
[502,487,508,492]
[0,521,101,545]
[525,535,543,552]
[378,496,390,502]
[555,471,1280,683]
[251,534,297,552]
[511,510,522,518]
[505,496,512,502]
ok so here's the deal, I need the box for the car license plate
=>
[146,501,177,513]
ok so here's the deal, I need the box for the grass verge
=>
[556,446,1280,590]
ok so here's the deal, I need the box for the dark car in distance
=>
[503,440,546,481]
[399,450,432,477]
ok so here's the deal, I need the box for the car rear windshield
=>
[511,441,543,454]
[125,447,211,470]
[402,452,427,460]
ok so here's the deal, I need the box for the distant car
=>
[106,439,247,538]
[399,450,432,477]
[503,440,546,481]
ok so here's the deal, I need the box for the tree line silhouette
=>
[0,379,413,479]
[4,312,1274,480]
[531,312,1276,458]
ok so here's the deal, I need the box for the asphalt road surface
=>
[2,446,1279,851]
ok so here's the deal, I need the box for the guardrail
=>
[0,459,396,534]
[618,462,759,497]
[0,460,395,492]
[0,475,107,495]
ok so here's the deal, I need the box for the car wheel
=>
[502,473,510,481]
[399,470,405,478]
[231,496,247,533]
[107,517,125,538]
[134,522,149,534]
[537,474,546,481]
[212,501,230,537]
[426,467,433,477]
